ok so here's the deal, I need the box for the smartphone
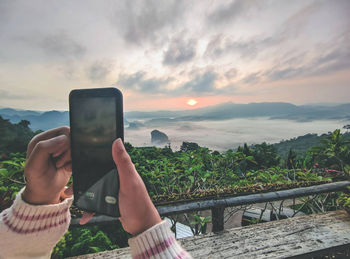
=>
[69,87,123,217]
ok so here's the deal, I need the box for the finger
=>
[112,138,140,184]
[79,212,94,225]
[55,149,71,168]
[27,135,70,169]
[64,162,72,172]
[60,185,73,199]
[27,126,70,158]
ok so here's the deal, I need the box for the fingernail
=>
[115,138,124,152]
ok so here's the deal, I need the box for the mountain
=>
[151,130,169,145]
[0,108,42,117]
[126,102,350,124]
[1,102,349,131]
[125,102,299,120]
[0,108,69,130]
[272,131,350,158]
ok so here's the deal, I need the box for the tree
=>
[18,120,30,128]
[286,149,297,169]
[243,143,252,156]
[180,142,200,152]
[0,116,36,154]
[309,129,350,171]
[344,124,350,133]
[250,142,280,169]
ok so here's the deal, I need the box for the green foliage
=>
[286,149,297,169]
[190,214,211,235]
[338,187,350,212]
[238,142,280,169]
[0,116,37,205]
[52,225,120,258]
[274,131,350,166]
[250,142,280,169]
[307,129,350,171]
[274,133,322,159]
[291,193,341,215]
[180,142,200,152]
[0,117,348,256]
[0,116,38,155]
[0,152,26,205]
[127,143,333,204]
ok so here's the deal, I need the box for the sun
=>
[187,99,198,106]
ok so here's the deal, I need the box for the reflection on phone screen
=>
[71,97,116,194]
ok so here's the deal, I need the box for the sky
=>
[0,0,349,111]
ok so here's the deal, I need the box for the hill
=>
[0,116,38,154]
[273,131,350,159]
[1,102,350,131]
[0,108,69,130]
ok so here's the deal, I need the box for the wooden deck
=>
[70,210,350,259]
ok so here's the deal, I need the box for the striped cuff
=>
[128,220,192,259]
[1,188,73,235]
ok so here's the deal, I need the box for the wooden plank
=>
[69,210,350,259]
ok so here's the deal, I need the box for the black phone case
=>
[69,88,123,218]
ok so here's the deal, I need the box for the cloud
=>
[117,69,243,96]
[1,0,349,108]
[207,0,258,25]
[0,1,13,23]
[110,0,185,45]
[236,29,350,84]
[0,89,32,100]
[86,61,112,82]
[40,32,86,60]
[242,72,261,84]
[117,72,172,93]
[117,70,221,96]
[265,31,350,81]
[205,34,264,60]
[163,36,196,66]
[205,2,324,61]
[204,34,225,58]
[225,68,238,79]
[179,71,217,94]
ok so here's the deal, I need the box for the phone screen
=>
[70,97,117,201]
[69,88,123,217]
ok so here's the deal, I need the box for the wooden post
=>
[211,206,225,233]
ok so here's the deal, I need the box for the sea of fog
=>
[124,118,350,151]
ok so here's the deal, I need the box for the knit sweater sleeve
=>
[0,188,73,259]
[128,220,192,259]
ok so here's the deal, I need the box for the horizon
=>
[1,100,350,113]
[0,1,349,111]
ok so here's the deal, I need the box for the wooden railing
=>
[69,181,350,258]
[71,181,350,233]
[70,210,350,258]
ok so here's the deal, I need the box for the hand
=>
[22,127,72,205]
[80,139,161,236]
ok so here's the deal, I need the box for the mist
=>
[124,118,350,151]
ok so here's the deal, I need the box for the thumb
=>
[61,185,73,199]
[112,138,139,185]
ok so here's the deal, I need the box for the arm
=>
[113,139,191,258]
[0,127,73,258]
[0,189,72,258]
[114,138,191,259]
[81,139,191,259]
[129,221,191,259]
